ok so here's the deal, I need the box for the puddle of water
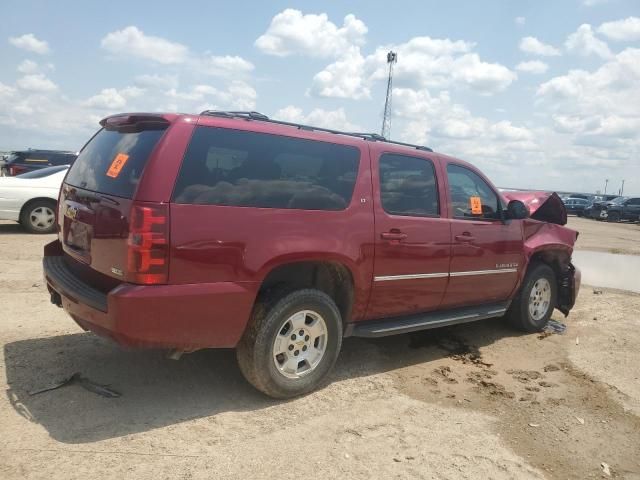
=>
[572,250,640,293]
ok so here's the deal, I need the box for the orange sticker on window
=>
[106,153,129,178]
[470,196,483,215]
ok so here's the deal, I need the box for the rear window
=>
[172,126,360,211]
[65,128,166,198]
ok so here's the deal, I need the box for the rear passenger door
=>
[624,198,640,220]
[441,163,523,309]
[367,152,451,319]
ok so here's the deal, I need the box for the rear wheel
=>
[506,263,557,332]
[236,289,343,399]
[20,200,56,234]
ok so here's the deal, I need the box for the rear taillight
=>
[9,165,27,176]
[127,202,169,285]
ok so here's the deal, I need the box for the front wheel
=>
[607,211,620,222]
[506,263,557,332]
[236,289,343,399]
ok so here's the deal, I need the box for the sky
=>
[0,0,638,194]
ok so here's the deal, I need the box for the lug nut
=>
[299,330,304,336]
[291,334,296,340]
[294,350,299,356]
[288,345,294,351]
[302,346,307,352]
[305,335,309,341]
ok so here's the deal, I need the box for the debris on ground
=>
[576,337,580,345]
[544,319,567,335]
[528,423,540,428]
[601,462,611,477]
[575,416,585,425]
[28,372,121,398]
[593,289,603,295]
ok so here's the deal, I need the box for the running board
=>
[347,302,509,338]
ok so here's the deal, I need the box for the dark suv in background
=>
[600,197,640,222]
[1,149,77,176]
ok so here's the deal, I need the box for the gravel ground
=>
[0,218,639,480]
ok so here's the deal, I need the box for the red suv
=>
[44,111,580,398]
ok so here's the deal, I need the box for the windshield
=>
[17,165,69,179]
[610,196,627,205]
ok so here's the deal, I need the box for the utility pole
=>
[604,179,608,195]
[620,179,625,196]
[381,51,397,139]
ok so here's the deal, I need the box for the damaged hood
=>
[502,191,567,225]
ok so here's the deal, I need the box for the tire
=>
[236,289,343,399]
[20,199,57,234]
[607,211,620,223]
[506,263,557,332]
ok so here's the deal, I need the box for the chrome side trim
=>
[487,308,507,315]
[449,268,518,277]
[370,313,479,334]
[374,272,449,282]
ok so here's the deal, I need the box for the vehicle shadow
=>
[4,317,526,444]
[0,222,26,235]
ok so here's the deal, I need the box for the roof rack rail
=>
[199,110,433,152]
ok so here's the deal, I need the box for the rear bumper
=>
[43,241,258,349]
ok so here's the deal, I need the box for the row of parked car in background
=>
[0,149,77,234]
[561,193,640,222]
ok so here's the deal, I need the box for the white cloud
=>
[8,33,50,54]
[273,105,362,131]
[311,35,515,99]
[255,9,367,57]
[167,80,257,111]
[16,74,57,92]
[598,17,640,42]
[101,26,189,64]
[515,17,526,26]
[565,24,612,59]
[199,55,254,77]
[83,88,127,109]
[519,36,561,56]
[134,74,179,89]
[516,60,549,74]
[310,47,370,99]
[17,59,39,74]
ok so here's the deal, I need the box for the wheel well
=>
[528,249,573,311]
[19,197,57,222]
[257,261,355,323]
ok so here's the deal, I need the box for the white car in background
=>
[0,165,68,234]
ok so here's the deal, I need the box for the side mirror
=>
[506,200,529,220]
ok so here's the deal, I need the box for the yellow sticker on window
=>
[106,153,129,178]
[470,196,483,215]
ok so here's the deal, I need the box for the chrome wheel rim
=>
[529,278,551,321]
[272,310,328,379]
[30,206,55,231]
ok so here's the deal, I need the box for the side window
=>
[379,153,439,217]
[627,198,640,206]
[172,126,360,211]
[447,164,501,220]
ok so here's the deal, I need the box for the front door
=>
[367,152,451,319]
[441,163,523,308]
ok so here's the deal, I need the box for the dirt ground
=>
[567,216,640,255]
[1,218,639,480]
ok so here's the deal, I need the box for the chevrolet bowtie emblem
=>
[65,205,79,220]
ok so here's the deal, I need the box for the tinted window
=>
[379,154,438,217]
[627,198,640,205]
[173,127,360,210]
[447,164,501,219]
[65,128,166,198]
